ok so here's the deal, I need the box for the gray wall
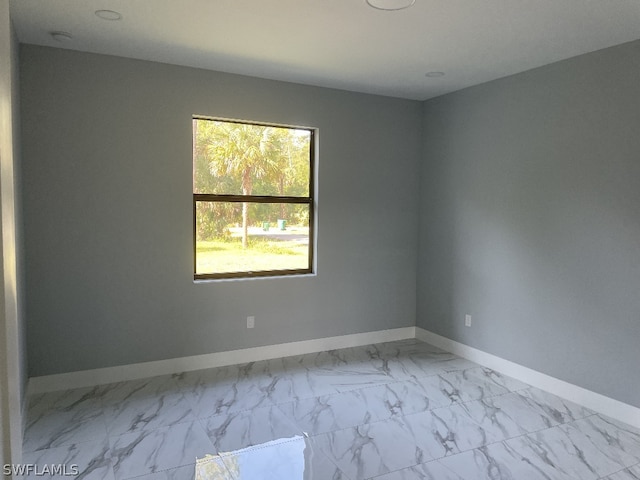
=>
[1,0,26,464]
[418,40,640,408]
[20,45,422,377]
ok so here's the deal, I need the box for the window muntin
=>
[193,117,314,279]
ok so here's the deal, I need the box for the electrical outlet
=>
[247,316,255,329]
[465,314,472,327]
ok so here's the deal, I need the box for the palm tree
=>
[195,120,280,248]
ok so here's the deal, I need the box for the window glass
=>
[193,118,314,279]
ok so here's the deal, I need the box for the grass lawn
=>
[196,234,309,274]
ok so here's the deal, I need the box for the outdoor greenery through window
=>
[193,117,314,279]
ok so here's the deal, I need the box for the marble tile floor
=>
[22,339,640,480]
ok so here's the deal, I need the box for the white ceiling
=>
[9,0,640,100]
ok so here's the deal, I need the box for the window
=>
[193,117,315,279]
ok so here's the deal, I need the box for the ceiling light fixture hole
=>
[50,31,73,42]
[95,9,122,21]
[366,0,416,11]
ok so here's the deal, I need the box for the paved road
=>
[229,226,309,244]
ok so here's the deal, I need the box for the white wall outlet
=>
[247,316,255,329]
[465,314,472,327]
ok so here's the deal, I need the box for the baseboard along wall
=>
[27,326,416,394]
[415,327,640,429]
[27,325,640,429]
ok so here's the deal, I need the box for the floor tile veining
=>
[22,339,640,479]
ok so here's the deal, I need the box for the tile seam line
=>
[600,462,640,479]
[172,360,479,414]
[22,406,599,463]
[289,384,572,439]
[24,381,589,445]
[362,412,602,480]
[428,388,595,435]
[181,376,564,422]
[321,412,603,479]
[261,364,527,408]
[192,381,592,445]
[595,465,627,480]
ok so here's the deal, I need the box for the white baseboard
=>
[27,325,640,430]
[27,326,416,395]
[416,327,640,429]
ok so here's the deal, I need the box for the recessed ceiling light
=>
[425,71,445,78]
[366,0,415,11]
[50,31,73,43]
[95,9,122,21]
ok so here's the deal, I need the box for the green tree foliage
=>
[194,119,310,247]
